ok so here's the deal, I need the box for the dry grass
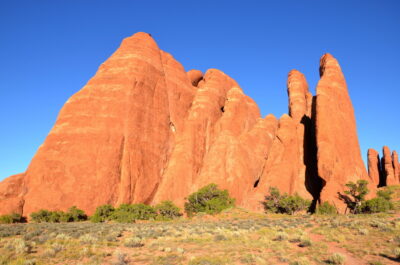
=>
[0,207,399,264]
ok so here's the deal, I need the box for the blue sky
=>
[0,0,399,180]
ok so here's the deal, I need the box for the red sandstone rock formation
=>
[187,69,203,87]
[315,54,374,211]
[382,146,396,185]
[0,33,376,216]
[0,174,25,215]
[367,148,382,186]
[367,147,400,187]
[393,151,400,183]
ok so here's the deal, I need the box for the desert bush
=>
[66,206,87,221]
[358,228,369,235]
[155,200,182,220]
[90,204,115,223]
[112,203,156,223]
[263,187,310,215]
[8,238,32,254]
[184,184,235,216]
[299,237,312,247]
[79,234,98,244]
[327,253,346,264]
[361,197,393,213]
[377,188,394,201]
[30,207,86,223]
[274,231,289,241]
[289,257,311,265]
[316,202,337,215]
[214,234,227,241]
[113,250,129,265]
[30,210,52,223]
[0,213,23,224]
[123,237,143,247]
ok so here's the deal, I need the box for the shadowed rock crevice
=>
[302,111,323,211]
[253,179,259,188]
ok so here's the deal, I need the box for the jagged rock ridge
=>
[0,33,377,216]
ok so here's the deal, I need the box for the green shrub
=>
[155,201,182,220]
[30,209,52,223]
[263,187,310,215]
[316,202,337,215]
[361,197,393,213]
[48,211,63,223]
[90,204,115,223]
[30,206,87,223]
[184,184,235,216]
[0,213,23,224]
[111,203,156,223]
[67,206,87,221]
[59,212,73,222]
[377,188,394,201]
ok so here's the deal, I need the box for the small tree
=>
[184,184,235,216]
[262,187,281,213]
[341,180,369,214]
[155,201,182,220]
[91,204,115,223]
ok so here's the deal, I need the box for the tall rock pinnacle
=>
[382,146,397,185]
[393,151,400,183]
[287,70,312,123]
[315,54,373,210]
[367,148,382,186]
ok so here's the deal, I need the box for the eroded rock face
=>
[367,148,382,186]
[393,151,400,183]
[287,70,311,123]
[187,69,203,87]
[0,174,25,215]
[382,146,396,185]
[0,33,375,216]
[315,54,373,211]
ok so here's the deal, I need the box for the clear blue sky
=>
[0,1,399,180]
